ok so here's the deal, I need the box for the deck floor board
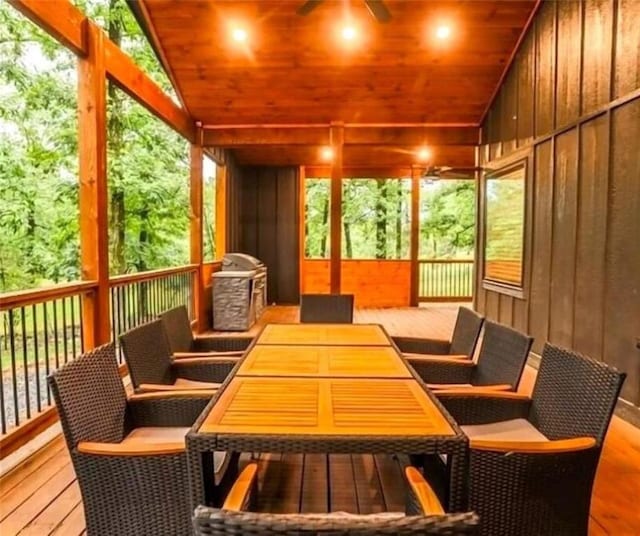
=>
[1,305,638,535]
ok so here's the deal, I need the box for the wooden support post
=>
[298,166,306,296]
[79,22,110,348]
[329,123,344,294]
[190,135,205,332]
[410,165,422,306]
[215,164,227,259]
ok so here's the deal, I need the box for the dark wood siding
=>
[229,166,300,304]
[478,0,640,404]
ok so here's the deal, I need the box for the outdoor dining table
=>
[186,323,468,512]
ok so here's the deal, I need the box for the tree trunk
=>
[107,0,126,274]
[320,195,329,258]
[343,220,352,258]
[375,179,387,259]
[395,185,402,258]
[304,201,310,257]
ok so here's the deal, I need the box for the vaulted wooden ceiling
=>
[138,0,537,168]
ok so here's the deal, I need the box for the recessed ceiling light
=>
[417,147,431,161]
[435,25,451,40]
[321,146,334,161]
[342,26,357,41]
[231,28,248,42]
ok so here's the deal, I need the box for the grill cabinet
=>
[212,253,267,330]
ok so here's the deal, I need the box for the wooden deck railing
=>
[0,265,198,456]
[418,259,474,302]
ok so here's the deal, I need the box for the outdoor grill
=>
[212,253,267,330]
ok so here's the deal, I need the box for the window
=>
[203,156,216,261]
[304,178,331,258]
[483,160,526,289]
[342,178,411,259]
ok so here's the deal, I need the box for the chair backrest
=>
[160,305,194,353]
[529,343,626,444]
[300,294,355,324]
[449,308,485,357]
[48,343,127,448]
[193,507,479,535]
[471,322,533,389]
[120,319,175,388]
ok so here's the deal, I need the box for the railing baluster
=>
[43,302,51,405]
[20,307,30,420]
[79,295,85,353]
[0,329,6,434]
[53,299,61,370]
[32,304,41,413]
[9,309,19,428]
[61,297,69,364]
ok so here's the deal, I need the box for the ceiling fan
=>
[422,166,486,181]
[296,0,392,23]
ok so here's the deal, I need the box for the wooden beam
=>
[8,0,86,55]
[330,123,344,294]
[215,164,227,259]
[202,126,479,147]
[78,22,110,348]
[305,166,413,179]
[190,140,205,332]
[103,38,196,143]
[410,165,423,306]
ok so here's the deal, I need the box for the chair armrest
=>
[172,359,235,383]
[428,383,512,391]
[404,353,469,360]
[436,392,532,425]
[407,356,475,365]
[173,351,243,359]
[192,336,253,353]
[471,436,596,454]
[127,392,211,427]
[77,440,184,456]
[129,390,217,400]
[222,463,259,511]
[404,467,445,515]
[172,357,240,365]
[137,383,218,392]
[392,336,451,355]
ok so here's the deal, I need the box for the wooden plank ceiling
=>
[140,0,537,168]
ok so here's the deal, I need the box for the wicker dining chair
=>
[160,306,252,358]
[193,463,479,535]
[120,319,237,392]
[48,343,237,536]
[408,322,533,391]
[435,343,626,536]
[299,293,355,323]
[393,307,484,359]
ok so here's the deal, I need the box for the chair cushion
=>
[462,418,548,442]
[123,426,190,445]
[123,427,230,482]
[174,378,222,389]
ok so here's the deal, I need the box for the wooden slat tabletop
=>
[199,376,454,437]
[236,345,412,378]
[256,324,391,346]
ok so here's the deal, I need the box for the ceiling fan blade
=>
[364,0,392,22]
[296,0,323,16]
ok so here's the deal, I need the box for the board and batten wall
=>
[476,0,640,405]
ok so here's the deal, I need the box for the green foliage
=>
[304,177,475,261]
[0,0,193,292]
[420,180,476,259]
[485,176,524,262]
[203,156,216,262]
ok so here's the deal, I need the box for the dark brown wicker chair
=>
[193,463,479,535]
[436,343,626,536]
[159,306,252,357]
[408,322,533,391]
[300,293,355,323]
[120,319,237,392]
[393,307,484,359]
[48,343,237,536]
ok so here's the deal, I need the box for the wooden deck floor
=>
[1,305,639,535]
